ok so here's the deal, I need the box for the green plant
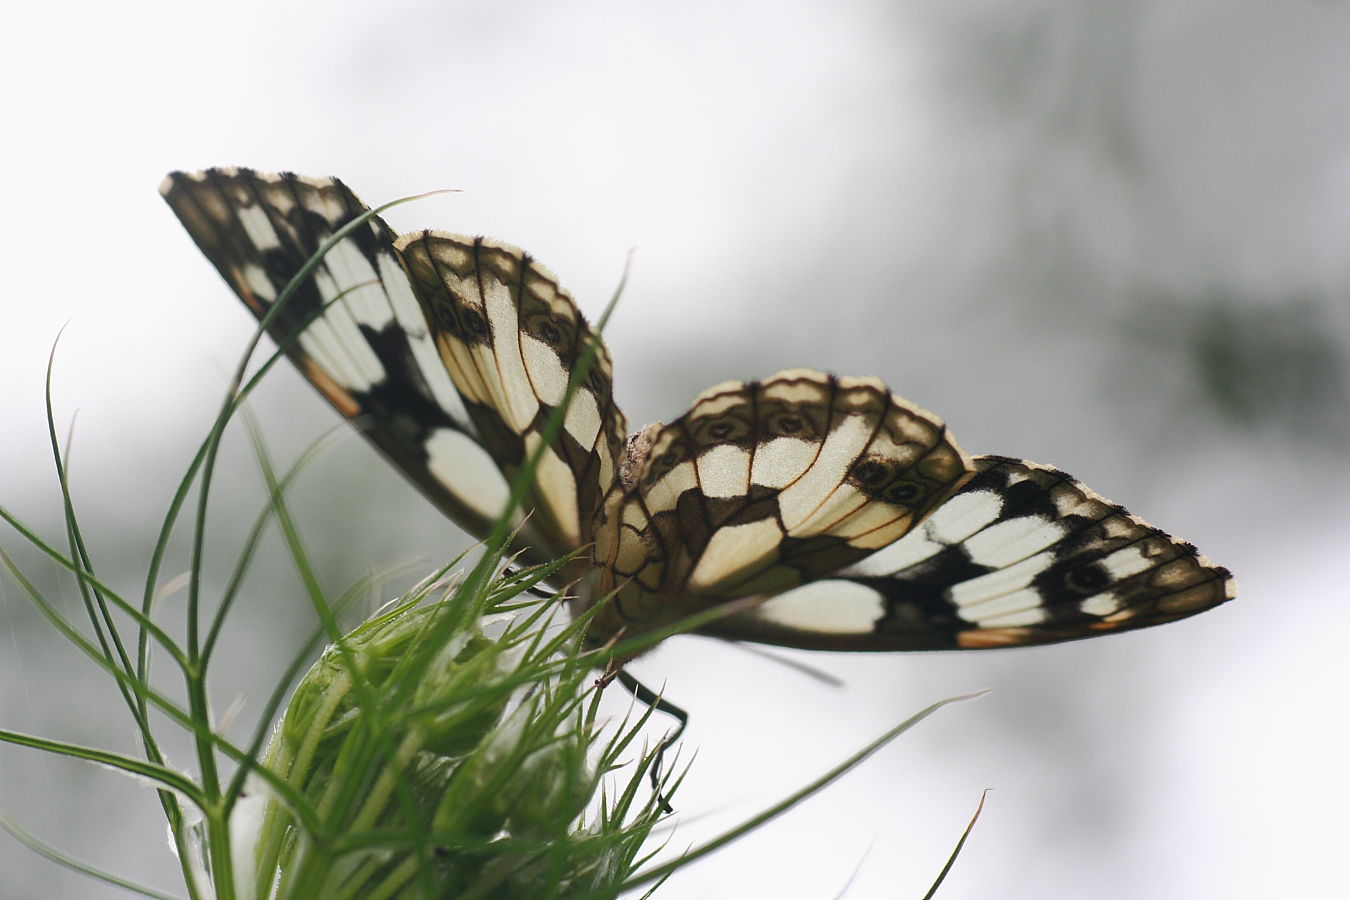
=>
[0,195,980,899]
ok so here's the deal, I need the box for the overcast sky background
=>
[2,2,1348,898]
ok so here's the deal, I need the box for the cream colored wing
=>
[162,169,624,566]
[396,231,628,558]
[698,455,1236,650]
[586,369,975,642]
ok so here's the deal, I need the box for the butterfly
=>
[160,168,1234,655]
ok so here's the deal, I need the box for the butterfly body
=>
[161,167,1234,654]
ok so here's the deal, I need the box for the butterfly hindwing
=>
[586,369,975,642]
[396,231,628,557]
[698,455,1236,650]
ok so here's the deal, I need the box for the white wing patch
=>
[963,517,1067,568]
[235,204,281,251]
[752,580,883,635]
[423,428,511,522]
[322,236,395,332]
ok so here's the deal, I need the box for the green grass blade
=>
[921,789,990,900]
[0,813,181,900]
[617,691,988,894]
[0,507,189,670]
[0,728,205,802]
[42,333,150,740]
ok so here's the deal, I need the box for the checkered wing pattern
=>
[396,230,627,556]
[585,369,975,642]
[161,168,624,565]
[698,455,1236,650]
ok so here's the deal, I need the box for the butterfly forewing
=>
[698,455,1236,650]
[586,369,975,643]
[160,168,609,567]
[396,231,628,557]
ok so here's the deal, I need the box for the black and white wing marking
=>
[396,231,628,559]
[582,369,974,644]
[160,168,551,559]
[698,455,1236,650]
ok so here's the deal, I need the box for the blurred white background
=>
[2,1,1348,898]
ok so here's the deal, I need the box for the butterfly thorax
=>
[618,423,662,492]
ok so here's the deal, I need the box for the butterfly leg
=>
[613,668,686,815]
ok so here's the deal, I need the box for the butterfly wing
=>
[161,168,623,565]
[697,455,1236,650]
[586,369,975,641]
[396,230,627,556]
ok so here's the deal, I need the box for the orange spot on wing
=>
[298,358,363,418]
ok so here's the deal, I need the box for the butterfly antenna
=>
[724,640,846,688]
[828,835,876,900]
[614,668,686,815]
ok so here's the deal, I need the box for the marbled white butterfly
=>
[161,168,1234,654]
